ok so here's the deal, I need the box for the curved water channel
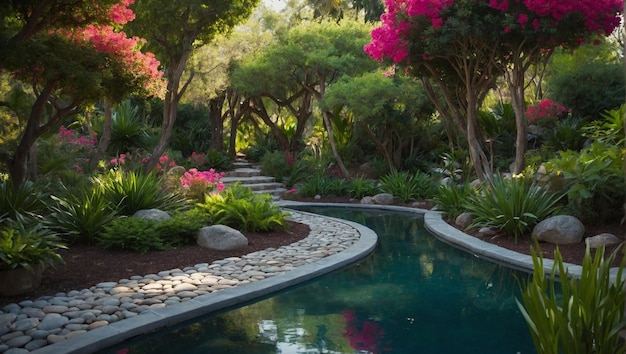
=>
[101,207,534,353]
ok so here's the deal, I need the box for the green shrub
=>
[106,100,151,154]
[543,142,624,225]
[0,178,49,224]
[0,220,66,271]
[47,185,117,244]
[298,174,347,197]
[94,169,188,216]
[260,150,292,183]
[582,104,625,145]
[517,244,626,354]
[98,217,164,254]
[197,183,289,232]
[379,170,435,202]
[432,183,475,220]
[465,175,563,241]
[157,209,212,246]
[205,150,231,171]
[347,178,380,199]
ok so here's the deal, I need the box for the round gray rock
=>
[133,209,171,222]
[455,212,474,230]
[372,193,394,205]
[197,225,248,251]
[585,233,622,249]
[532,215,584,245]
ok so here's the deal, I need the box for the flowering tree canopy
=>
[364,0,622,179]
[0,0,165,188]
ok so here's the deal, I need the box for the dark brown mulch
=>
[0,221,309,309]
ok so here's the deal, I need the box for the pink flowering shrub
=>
[525,99,568,127]
[179,168,225,202]
[55,126,97,173]
[155,154,177,173]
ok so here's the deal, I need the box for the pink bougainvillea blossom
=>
[525,99,568,124]
[180,168,225,201]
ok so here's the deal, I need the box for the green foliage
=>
[379,170,436,202]
[347,177,380,199]
[205,150,231,171]
[106,100,151,155]
[517,244,626,354]
[582,104,625,145]
[542,115,586,152]
[0,220,66,271]
[260,150,293,183]
[197,183,289,232]
[98,217,164,254]
[170,103,213,156]
[0,178,49,224]
[544,142,624,225]
[432,183,475,220]
[464,175,563,241]
[94,169,188,216]
[98,209,211,253]
[478,102,517,163]
[298,174,348,197]
[548,60,625,120]
[46,185,117,245]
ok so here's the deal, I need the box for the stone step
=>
[240,182,285,192]
[221,176,276,185]
[254,188,288,201]
[223,168,261,178]
[231,160,253,169]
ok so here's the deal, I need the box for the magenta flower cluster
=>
[525,99,568,124]
[180,168,225,195]
[364,0,622,64]
[57,126,97,147]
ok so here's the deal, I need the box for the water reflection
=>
[102,208,533,354]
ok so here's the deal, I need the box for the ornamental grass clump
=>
[464,174,563,241]
[517,244,626,354]
[432,183,475,220]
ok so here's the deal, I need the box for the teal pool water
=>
[102,207,534,353]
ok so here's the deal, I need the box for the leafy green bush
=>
[298,174,348,197]
[379,170,435,202]
[582,104,625,145]
[260,150,294,184]
[347,178,380,199]
[543,142,624,225]
[517,244,626,354]
[94,169,188,216]
[98,209,211,253]
[197,183,289,232]
[205,150,231,171]
[432,183,475,220]
[98,217,165,254]
[464,175,563,241]
[0,220,66,270]
[106,100,151,154]
[47,185,117,244]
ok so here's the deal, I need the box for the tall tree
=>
[365,0,622,180]
[126,0,259,171]
[231,20,377,177]
[0,0,163,188]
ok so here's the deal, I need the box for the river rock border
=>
[0,210,377,354]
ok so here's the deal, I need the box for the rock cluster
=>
[0,211,360,353]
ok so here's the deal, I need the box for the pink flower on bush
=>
[155,154,176,171]
[289,188,296,194]
[110,153,127,166]
[189,152,208,167]
[180,168,225,201]
[525,99,568,124]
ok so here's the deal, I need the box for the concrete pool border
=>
[30,202,612,353]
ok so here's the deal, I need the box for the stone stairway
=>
[221,159,287,199]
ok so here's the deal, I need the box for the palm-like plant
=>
[0,178,49,224]
[0,220,66,271]
[94,169,188,216]
[465,175,563,241]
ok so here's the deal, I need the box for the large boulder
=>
[532,215,584,245]
[197,225,248,251]
[133,209,171,222]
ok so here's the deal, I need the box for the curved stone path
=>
[0,210,378,354]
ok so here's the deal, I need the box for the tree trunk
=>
[317,77,349,178]
[507,65,528,175]
[144,53,190,173]
[208,93,226,152]
[91,99,113,170]
[466,95,492,183]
